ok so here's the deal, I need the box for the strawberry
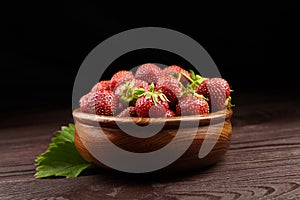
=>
[79,90,117,116]
[176,94,209,116]
[149,103,169,118]
[117,106,137,117]
[135,83,169,118]
[116,100,125,115]
[91,80,111,92]
[165,109,176,118]
[196,78,231,112]
[163,65,191,85]
[136,96,168,118]
[79,93,92,113]
[110,70,134,91]
[135,63,162,84]
[156,76,184,109]
[133,79,149,89]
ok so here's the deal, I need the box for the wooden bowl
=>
[73,108,233,173]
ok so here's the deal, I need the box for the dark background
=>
[1,3,299,113]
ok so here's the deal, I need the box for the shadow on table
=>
[80,161,221,184]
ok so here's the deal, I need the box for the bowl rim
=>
[73,108,232,125]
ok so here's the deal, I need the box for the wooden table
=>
[1,92,300,199]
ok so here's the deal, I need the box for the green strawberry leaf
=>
[190,70,196,80]
[52,124,75,143]
[35,124,93,178]
[149,83,155,92]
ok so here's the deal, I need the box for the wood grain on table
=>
[1,92,300,200]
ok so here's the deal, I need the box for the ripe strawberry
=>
[163,65,191,85]
[135,83,169,117]
[130,79,149,90]
[196,78,230,111]
[165,109,176,118]
[135,63,162,84]
[110,70,134,91]
[79,93,92,113]
[176,94,209,116]
[117,106,137,117]
[91,80,111,92]
[156,76,184,109]
[116,99,125,115]
[136,96,168,117]
[149,103,169,118]
[79,90,117,116]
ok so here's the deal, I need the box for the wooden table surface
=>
[1,92,300,200]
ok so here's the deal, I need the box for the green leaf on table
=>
[35,124,93,178]
[52,124,75,143]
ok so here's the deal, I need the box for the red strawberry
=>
[79,93,92,113]
[136,96,168,117]
[165,109,176,118]
[176,94,209,116]
[196,78,230,111]
[110,70,134,91]
[79,90,117,116]
[91,80,111,92]
[135,83,169,117]
[117,106,137,117]
[135,63,162,84]
[116,100,125,115]
[156,76,184,109]
[163,65,191,85]
[149,104,169,118]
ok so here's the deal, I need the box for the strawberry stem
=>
[141,83,169,106]
[177,73,182,82]
[149,83,155,93]
[181,70,206,89]
[226,96,235,108]
[181,71,194,83]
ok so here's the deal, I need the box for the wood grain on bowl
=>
[73,108,233,173]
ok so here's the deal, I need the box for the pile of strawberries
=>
[80,63,232,118]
